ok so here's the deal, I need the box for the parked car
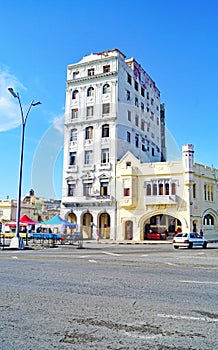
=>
[172,232,208,249]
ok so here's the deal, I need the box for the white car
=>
[173,232,208,249]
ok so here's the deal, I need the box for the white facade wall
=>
[61,49,164,239]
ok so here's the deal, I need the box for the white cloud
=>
[0,68,25,132]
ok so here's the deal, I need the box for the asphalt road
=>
[0,242,218,350]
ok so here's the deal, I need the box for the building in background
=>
[61,49,166,239]
[116,144,218,241]
[0,190,61,230]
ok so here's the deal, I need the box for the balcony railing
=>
[145,195,178,205]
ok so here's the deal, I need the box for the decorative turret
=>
[182,144,194,184]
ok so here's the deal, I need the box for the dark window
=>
[87,87,94,97]
[102,124,109,137]
[124,188,130,196]
[100,182,108,195]
[69,152,76,165]
[88,68,95,76]
[103,65,110,73]
[72,90,79,99]
[103,84,110,94]
[127,131,131,143]
[68,184,75,196]
[127,73,132,84]
[141,87,145,97]
[102,103,110,115]
[134,81,138,91]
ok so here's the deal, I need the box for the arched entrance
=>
[98,212,110,239]
[143,214,182,239]
[65,212,77,234]
[66,212,77,224]
[81,211,93,239]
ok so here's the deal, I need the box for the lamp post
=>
[8,88,41,249]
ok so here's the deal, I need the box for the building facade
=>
[61,49,166,239]
[116,144,218,240]
[0,190,61,231]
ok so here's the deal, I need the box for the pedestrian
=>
[199,229,204,237]
[96,230,100,243]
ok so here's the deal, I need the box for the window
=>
[165,183,169,195]
[68,184,75,197]
[124,188,130,196]
[103,83,110,94]
[83,183,92,196]
[141,119,145,131]
[150,112,154,120]
[101,148,109,164]
[134,81,138,91]
[70,128,77,142]
[147,184,151,196]
[135,115,139,127]
[102,103,110,115]
[103,65,110,73]
[141,102,144,112]
[127,110,131,121]
[153,184,157,195]
[88,68,94,76]
[100,182,108,195]
[135,97,139,107]
[87,87,94,97]
[86,106,94,117]
[73,71,79,79]
[84,150,93,164]
[127,73,132,84]
[142,144,146,151]
[147,92,149,99]
[141,87,145,97]
[159,184,163,195]
[152,147,155,156]
[85,126,93,139]
[172,183,176,195]
[127,131,131,143]
[135,134,139,148]
[151,98,154,105]
[71,108,78,120]
[102,124,109,137]
[193,183,196,198]
[69,152,76,166]
[126,90,130,100]
[72,90,79,99]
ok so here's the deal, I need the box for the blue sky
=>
[0,0,217,200]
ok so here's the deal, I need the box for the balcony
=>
[97,162,111,170]
[145,195,178,205]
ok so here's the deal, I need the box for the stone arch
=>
[138,210,188,240]
[98,211,111,239]
[81,211,93,239]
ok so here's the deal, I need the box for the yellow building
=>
[116,145,218,241]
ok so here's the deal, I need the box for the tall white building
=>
[61,49,166,239]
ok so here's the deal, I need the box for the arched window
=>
[159,183,163,195]
[203,214,214,226]
[72,89,79,99]
[172,183,176,195]
[147,184,151,196]
[153,183,157,195]
[102,124,109,138]
[165,183,169,195]
[70,128,77,142]
[87,87,94,97]
[85,126,93,139]
[103,83,110,94]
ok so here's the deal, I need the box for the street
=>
[0,242,218,349]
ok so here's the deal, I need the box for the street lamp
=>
[8,88,41,249]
